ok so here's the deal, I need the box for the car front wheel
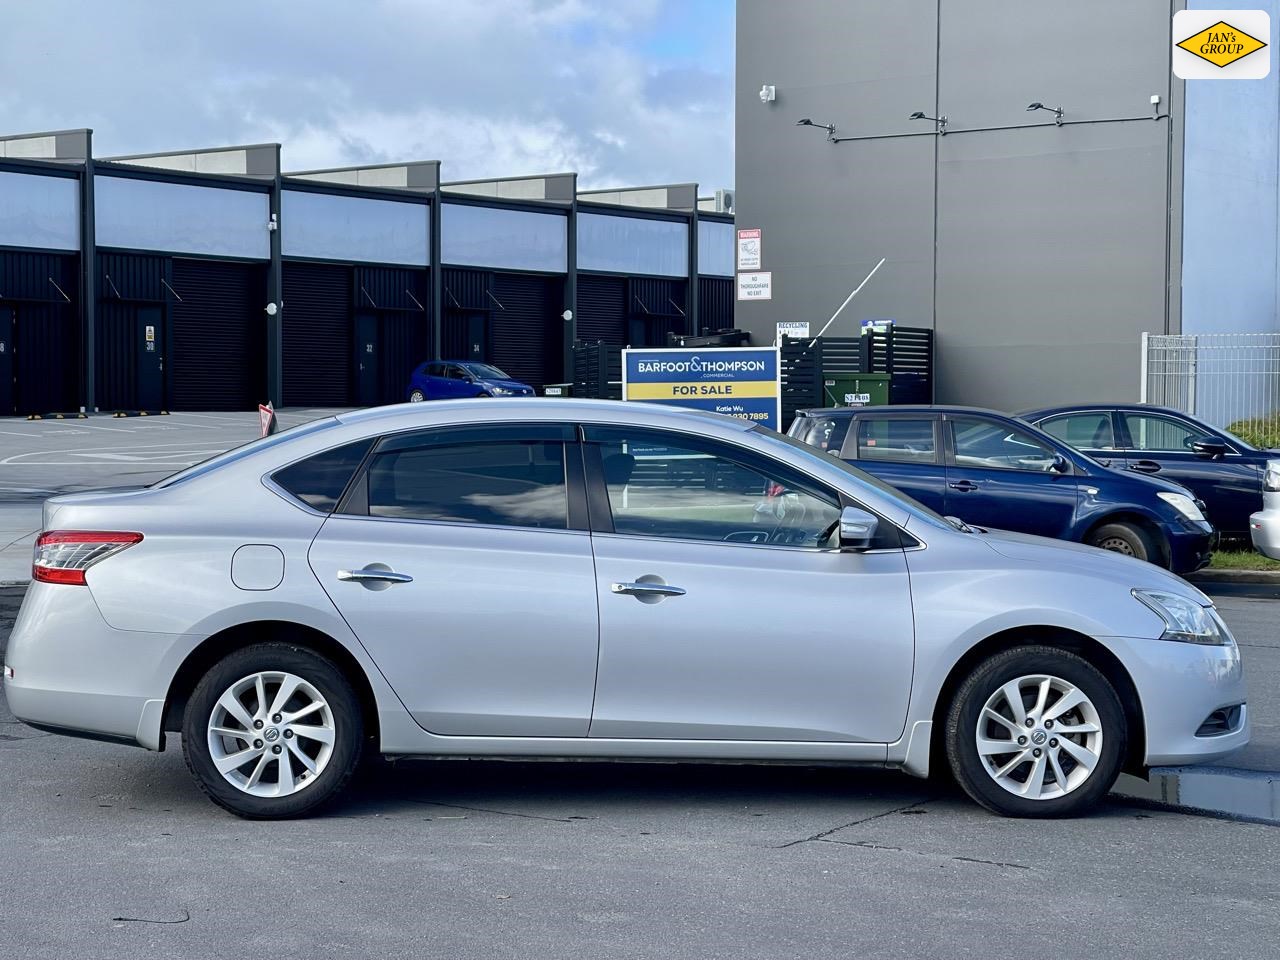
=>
[1088,521,1156,564]
[182,643,363,819]
[944,645,1126,817]
[408,389,425,402]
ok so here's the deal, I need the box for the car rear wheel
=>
[944,645,1126,817]
[408,389,425,402]
[182,643,363,819]
[1087,521,1156,563]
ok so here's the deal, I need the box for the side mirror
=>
[1191,440,1228,460]
[1051,454,1071,473]
[838,506,879,551]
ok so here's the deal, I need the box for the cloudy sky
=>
[0,0,734,190]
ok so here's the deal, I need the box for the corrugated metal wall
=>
[698,276,734,333]
[0,250,80,415]
[629,277,687,345]
[97,253,168,411]
[576,275,626,345]
[282,262,352,406]
[169,259,265,410]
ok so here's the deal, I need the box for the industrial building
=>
[0,130,734,415]
[734,0,1280,409]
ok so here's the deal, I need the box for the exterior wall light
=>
[908,111,948,134]
[795,118,837,142]
[1026,101,1064,125]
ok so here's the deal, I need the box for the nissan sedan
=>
[4,400,1248,819]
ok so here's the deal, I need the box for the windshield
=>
[752,425,955,531]
[151,417,342,488]
[462,363,511,380]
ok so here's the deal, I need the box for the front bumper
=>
[1163,520,1215,574]
[1102,631,1248,766]
[1249,509,1280,560]
[3,582,180,750]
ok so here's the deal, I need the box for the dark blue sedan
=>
[788,405,1215,573]
[406,361,535,402]
[1021,403,1278,542]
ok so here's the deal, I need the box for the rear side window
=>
[363,440,568,529]
[792,416,851,453]
[271,439,374,512]
[1040,413,1116,449]
[855,418,937,463]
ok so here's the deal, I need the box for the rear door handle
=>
[948,480,978,492]
[338,567,414,584]
[1131,460,1161,474]
[611,581,686,598]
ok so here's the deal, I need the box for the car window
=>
[361,439,568,528]
[1039,413,1117,450]
[424,362,444,377]
[1121,413,1211,452]
[951,417,1059,473]
[152,417,342,488]
[464,363,510,380]
[271,438,374,512]
[444,365,468,380]
[586,427,842,548]
[854,418,937,463]
[791,416,851,453]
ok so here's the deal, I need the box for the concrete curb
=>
[1188,569,1280,584]
[1114,767,1280,825]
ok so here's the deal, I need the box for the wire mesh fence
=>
[1142,332,1280,429]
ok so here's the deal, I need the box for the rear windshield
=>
[152,417,343,488]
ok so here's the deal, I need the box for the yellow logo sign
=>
[1176,20,1268,68]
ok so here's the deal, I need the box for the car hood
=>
[976,526,1210,603]
[479,378,533,392]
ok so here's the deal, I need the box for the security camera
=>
[759,84,775,103]
[265,302,278,317]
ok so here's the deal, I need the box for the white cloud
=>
[0,0,733,189]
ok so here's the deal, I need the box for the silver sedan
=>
[1249,460,1280,560]
[4,399,1248,819]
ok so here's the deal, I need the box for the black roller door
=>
[282,262,352,407]
[490,273,555,391]
[698,276,734,333]
[169,258,265,411]
[0,251,80,416]
[576,275,626,346]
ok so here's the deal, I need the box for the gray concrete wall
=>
[736,0,1183,409]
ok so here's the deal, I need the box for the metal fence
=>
[1142,332,1280,428]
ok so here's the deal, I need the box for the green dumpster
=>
[822,372,890,407]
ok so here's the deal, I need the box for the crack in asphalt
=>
[818,837,1031,870]
[776,799,931,848]
[405,799,582,823]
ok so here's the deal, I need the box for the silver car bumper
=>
[1102,632,1248,766]
[3,582,179,750]
[1249,507,1280,560]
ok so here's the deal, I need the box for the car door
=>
[944,414,1078,539]
[419,362,447,399]
[307,423,600,737]
[837,412,947,514]
[584,425,915,744]
[1118,410,1260,536]
[1037,410,1127,469]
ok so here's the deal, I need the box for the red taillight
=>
[32,531,143,586]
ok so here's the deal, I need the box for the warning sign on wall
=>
[736,228,761,271]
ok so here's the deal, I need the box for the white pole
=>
[1139,331,1149,404]
[807,257,887,348]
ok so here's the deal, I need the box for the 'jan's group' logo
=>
[1173,10,1270,79]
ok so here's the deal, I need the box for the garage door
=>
[490,273,556,391]
[169,259,265,411]
[282,262,352,407]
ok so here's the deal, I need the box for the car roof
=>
[337,397,755,432]
[795,404,1018,419]
[1019,403,1189,420]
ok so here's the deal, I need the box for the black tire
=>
[182,643,364,819]
[944,645,1127,818]
[1087,521,1157,564]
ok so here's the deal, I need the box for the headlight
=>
[1157,491,1206,523]
[1264,460,1280,492]
[488,386,515,396]
[1132,589,1229,645]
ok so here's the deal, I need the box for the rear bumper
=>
[1249,509,1280,560]
[3,582,179,750]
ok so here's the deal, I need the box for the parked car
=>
[6,399,1246,820]
[407,360,534,401]
[1250,460,1280,559]
[788,405,1214,573]
[1022,404,1279,542]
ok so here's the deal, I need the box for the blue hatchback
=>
[406,361,535,402]
[788,405,1215,573]
[1022,403,1279,542]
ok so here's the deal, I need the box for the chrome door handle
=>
[338,567,414,584]
[611,581,686,597]
[948,480,978,492]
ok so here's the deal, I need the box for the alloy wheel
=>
[974,674,1104,801]
[206,671,336,798]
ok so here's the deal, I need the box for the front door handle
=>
[948,480,978,492]
[611,581,686,598]
[1131,460,1162,474]
[338,567,414,584]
